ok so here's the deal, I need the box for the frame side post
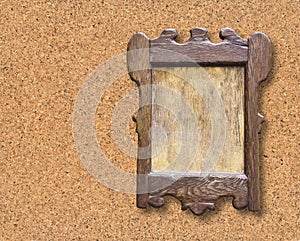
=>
[127,33,152,208]
[246,32,272,211]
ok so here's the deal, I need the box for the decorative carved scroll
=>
[150,27,248,65]
[148,173,248,215]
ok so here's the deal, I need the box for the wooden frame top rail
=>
[150,28,248,65]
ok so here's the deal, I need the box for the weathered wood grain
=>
[148,173,248,215]
[127,33,152,208]
[246,32,272,211]
[151,66,245,173]
[150,28,248,65]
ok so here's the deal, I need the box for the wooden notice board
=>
[127,28,272,215]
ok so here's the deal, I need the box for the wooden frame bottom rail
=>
[148,173,248,215]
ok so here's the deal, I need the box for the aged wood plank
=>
[148,173,248,215]
[151,66,245,174]
[150,28,248,65]
[127,32,152,208]
[246,32,272,211]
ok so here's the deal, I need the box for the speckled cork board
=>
[1,0,299,240]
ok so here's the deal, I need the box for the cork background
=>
[1,0,299,240]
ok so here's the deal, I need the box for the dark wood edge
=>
[148,173,248,215]
[127,32,152,208]
[245,32,272,211]
[150,28,248,65]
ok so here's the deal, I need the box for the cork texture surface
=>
[1,0,299,240]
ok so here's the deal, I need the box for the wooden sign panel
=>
[127,28,271,215]
[152,66,245,173]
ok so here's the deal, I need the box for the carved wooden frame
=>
[127,28,271,215]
